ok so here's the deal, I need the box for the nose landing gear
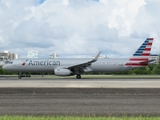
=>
[18,74,22,79]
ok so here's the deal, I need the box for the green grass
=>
[2,74,160,79]
[81,75,160,79]
[0,116,160,120]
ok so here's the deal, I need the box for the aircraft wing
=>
[68,51,101,71]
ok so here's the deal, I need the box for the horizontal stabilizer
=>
[139,59,156,64]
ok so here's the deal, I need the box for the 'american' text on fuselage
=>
[28,60,60,66]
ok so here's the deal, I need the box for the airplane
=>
[2,38,155,79]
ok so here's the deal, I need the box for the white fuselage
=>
[3,58,138,73]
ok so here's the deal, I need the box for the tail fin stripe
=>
[142,53,150,56]
[147,43,152,45]
[133,54,142,56]
[142,43,148,45]
[135,51,143,53]
[144,41,149,43]
[137,48,150,51]
[125,38,154,67]
[144,48,151,51]
[145,40,149,42]
[140,46,146,49]
[146,38,153,40]
[138,48,145,51]
[134,52,150,56]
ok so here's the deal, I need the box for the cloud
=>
[0,0,159,58]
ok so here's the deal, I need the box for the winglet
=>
[68,51,101,69]
[92,51,101,62]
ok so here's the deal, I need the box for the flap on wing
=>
[68,51,101,69]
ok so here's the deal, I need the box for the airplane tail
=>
[125,38,154,67]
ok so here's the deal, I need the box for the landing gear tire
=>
[76,74,81,79]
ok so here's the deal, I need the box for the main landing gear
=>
[76,74,81,79]
[18,72,31,79]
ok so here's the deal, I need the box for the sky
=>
[0,0,160,58]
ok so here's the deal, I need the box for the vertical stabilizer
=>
[125,38,154,67]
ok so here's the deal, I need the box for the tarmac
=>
[0,77,160,88]
[0,77,160,116]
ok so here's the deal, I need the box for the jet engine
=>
[54,68,72,76]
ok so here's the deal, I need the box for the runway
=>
[0,77,160,116]
[0,77,160,88]
[0,88,160,116]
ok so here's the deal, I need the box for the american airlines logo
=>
[28,60,60,66]
[22,59,29,66]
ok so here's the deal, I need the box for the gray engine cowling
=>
[54,68,72,76]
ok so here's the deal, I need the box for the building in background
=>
[49,52,59,58]
[0,51,18,66]
[28,50,38,58]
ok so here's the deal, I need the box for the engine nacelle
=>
[54,68,72,76]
